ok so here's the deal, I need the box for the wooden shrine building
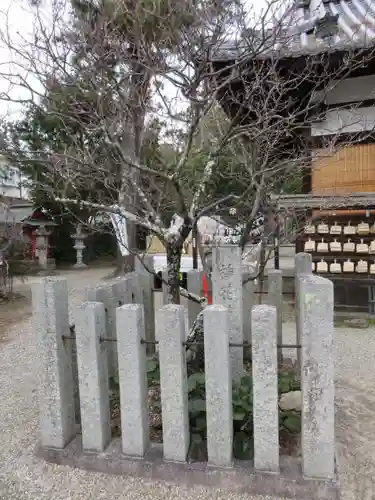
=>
[212,0,375,314]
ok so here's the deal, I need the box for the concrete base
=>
[72,262,88,269]
[36,437,340,500]
[37,269,57,277]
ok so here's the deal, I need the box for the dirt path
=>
[0,298,31,344]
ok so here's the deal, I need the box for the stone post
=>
[135,256,155,354]
[35,224,51,273]
[187,270,202,329]
[72,224,87,268]
[158,305,189,462]
[252,305,279,473]
[242,265,256,347]
[32,277,75,448]
[162,269,169,306]
[267,269,283,362]
[75,301,111,452]
[295,252,312,376]
[86,283,119,378]
[300,274,335,480]
[212,244,243,381]
[117,304,149,457]
[204,305,233,467]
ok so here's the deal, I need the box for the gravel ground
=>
[0,268,374,500]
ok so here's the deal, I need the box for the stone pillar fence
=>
[32,248,335,495]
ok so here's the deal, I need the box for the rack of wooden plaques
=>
[297,212,375,314]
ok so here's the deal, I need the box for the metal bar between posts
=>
[63,336,302,349]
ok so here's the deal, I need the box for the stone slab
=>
[157,305,189,462]
[75,302,111,452]
[252,305,279,472]
[204,305,232,467]
[117,304,149,457]
[212,245,243,380]
[187,270,203,329]
[300,274,335,480]
[37,437,340,500]
[32,277,75,449]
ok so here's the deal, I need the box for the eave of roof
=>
[212,0,375,61]
[271,191,375,209]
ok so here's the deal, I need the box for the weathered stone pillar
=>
[252,304,279,473]
[35,225,51,273]
[135,256,156,354]
[204,304,233,467]
[267,269,283,362]
[162,269,169,306]
[242,265,256,347]
[75,301,110,452]
[32,277,75,448]
[295,252,312,375]
[158,305,189,462]
[117,303,149,457]
[212,244,243,381]
[300,274,335,480]
[187,269,202,329]
[72,224,87,268]
[85,283,119,378]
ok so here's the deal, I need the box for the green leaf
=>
[195,416,207,432]
[233,409,246,421]
[282,413,301,434]
[188,373,205,392]
[147,359,159,373]
[191,433,203,444]
[188,398,206,414]
[233,431,253,460]
[240,375,253,389]
[278,373,292,394]
[290,379,301,391]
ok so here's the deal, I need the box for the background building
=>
[0,154,29,201]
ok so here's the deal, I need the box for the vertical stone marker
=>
[267,269,283,362]
[162,269,169,306]
[112,274,133,307]
[187,269,202,329]
[204,305,233,467]
[158,305,189,462]
[242,265,255,346]
[295,252,312,375]
[86,283,118,377]
[117,303,149,457]
[252,304,279,473]
[212,244,243,380]
[75,301,111,452]
[135,256,156,353]
[32,277,75,449]
[300,274,335,480]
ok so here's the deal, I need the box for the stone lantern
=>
[35,224,51,273]
[72,224,87,268]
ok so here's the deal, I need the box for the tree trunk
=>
[166,243,183,304]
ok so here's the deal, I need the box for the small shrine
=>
[0,201,57,265]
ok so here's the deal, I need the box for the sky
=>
[0,0,55,119]
[0,0,283,123]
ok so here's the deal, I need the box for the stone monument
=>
[35,225,51,274]
[72,224,87,268]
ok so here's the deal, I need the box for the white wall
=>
[313,74,375,106]
[311,74,375,137]
[0,155,29,199]
[311,105,375,136]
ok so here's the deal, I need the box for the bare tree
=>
[1,0,374,307]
